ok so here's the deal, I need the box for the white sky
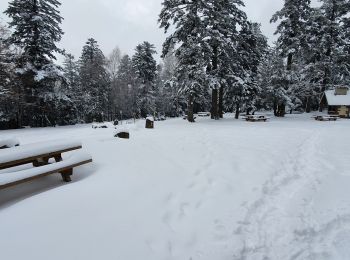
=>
[0,0,319,62]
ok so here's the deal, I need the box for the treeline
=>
[0,0,349,129]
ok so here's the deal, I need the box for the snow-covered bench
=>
[243,115,270,122]
[313,115,338,121]
[0,140,92,190]
[197,112,211,117]
[0,138,20,149]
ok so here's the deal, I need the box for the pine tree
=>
[202,0,247,120]
[271,0,311,70]
[0,22,19,129]
[225,22,268,118]
[158,51,183,117]
[115,55,137,119]
[5,0,64,126]
[132,41,157,118]
[270,0,311,116]
[159,0,249,122]
[259,47,291,116]
[62,53,80,121]
[106,46,122,120]
[304,1,350,91]
[159,0,210,122]
[79,38,109,122]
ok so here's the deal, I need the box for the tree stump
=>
[146,118,154,129]
[115,132,130,139]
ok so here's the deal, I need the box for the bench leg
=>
[33,157,49,167]
[61,169,73,182]
[54,154,63,162]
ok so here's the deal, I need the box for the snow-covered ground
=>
[0,114,350,260]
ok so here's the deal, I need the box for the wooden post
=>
[146,118,154,129]
[61,169,73,182]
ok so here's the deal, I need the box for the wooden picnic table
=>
[243,115,270,122]
[0,140,92,190]
[0,140,83,170]
[313,115,339,121]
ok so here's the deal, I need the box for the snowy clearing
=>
[0,114,350,260]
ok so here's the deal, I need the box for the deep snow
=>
[0,114,350,260]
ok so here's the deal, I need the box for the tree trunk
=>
[287,53,293,71]
[187,94,195,123]
[305,96,311,113]
[276,104,286,117]
[273,101,278,117]
[210,45,220,120]
[211,89,219,120]
[219,86,224,118]
[235,103,240,119]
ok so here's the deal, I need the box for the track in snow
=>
[233,131,334,259]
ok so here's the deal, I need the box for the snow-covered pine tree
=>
[159,0,255,121]
[271,0,311,70]
[159,0,210,122]
[304,0,350,92]
[106,46,122,120]
[0,22,19,129]
[79,38,109,123]
[259,46,292,116]
[5,0,64,126]
[63,54,80,92]
[61,53,80,122]
[115,54,138,119]
[271,0,311,116]
[158,51,184,117]
[202,0,247,120]
[225,22,268,118]
[132,41,157,118]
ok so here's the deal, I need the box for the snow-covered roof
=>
[324,90,350,106]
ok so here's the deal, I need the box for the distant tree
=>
[79,38,109,122]
[115,54,137,119]
[0,22,20,129]
[106,46,122,120]
[132,41,157,118]
[158,51,184,117]
[62,53,80,122]
[259,47,293,116]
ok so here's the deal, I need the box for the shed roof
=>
[324,89,350,106]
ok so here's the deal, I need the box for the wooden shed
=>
[320,87,350,118]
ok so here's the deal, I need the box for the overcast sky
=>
[0,0,319,62]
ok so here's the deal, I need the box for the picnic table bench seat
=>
[0,152,92,190]
[0,138,20,149]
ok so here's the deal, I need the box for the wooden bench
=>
[0,140,92,190]
[197,112,211,117]
[313,115,338,121]
[243,115,270,122]
[0,138,20,149]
